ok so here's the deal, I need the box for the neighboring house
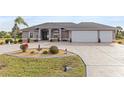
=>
[21,22,116,42]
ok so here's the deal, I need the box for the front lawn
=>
[0,55,86,77]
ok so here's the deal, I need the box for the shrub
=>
[0,42,4,45]
[14,40,17,44]
[118,41,122,44]
[5,39,9,44]
[18,39,22,43]
[42,50,48,54]
[30,51,35,54]
[4,34,11,38]
[5,39,13,44]
[20,43,28,52]
[49,46,59,54]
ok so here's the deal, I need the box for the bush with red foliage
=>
[20,43,28,52]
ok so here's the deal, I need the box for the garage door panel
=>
[72,31,98,42]
[100,31,112,42]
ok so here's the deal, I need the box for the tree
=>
[12,16,28,41]
[4,33,12,38]
[116,26,123,39]
[0,31,7,38]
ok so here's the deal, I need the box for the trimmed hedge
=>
[0,42,4,45]
[49,46,59,54]
[14,41,17,44]
[5,39,13,44]
[18,39,23,43]
[42,50,48,54]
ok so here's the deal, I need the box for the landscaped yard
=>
[0,54,86,77]
[115,39,124,44]
[8,48,74,58]
[0,38,22,45]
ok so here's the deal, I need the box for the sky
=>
[0,16,124,31]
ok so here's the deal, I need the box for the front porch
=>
[37,28,71,42]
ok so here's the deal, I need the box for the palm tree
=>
[12,16,28,41]
[116,26,123,38]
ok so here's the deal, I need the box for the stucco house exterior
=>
[21,22,116,42]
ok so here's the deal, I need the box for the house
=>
[21,22,116,42]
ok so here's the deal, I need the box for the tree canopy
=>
[12,16,28,40]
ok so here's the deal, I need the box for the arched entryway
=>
[41,29,49,40]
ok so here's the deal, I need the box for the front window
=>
[51,28,59,38]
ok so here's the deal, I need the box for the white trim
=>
[49,29,51,40]
[38,29,41,40]
[59,28,62,40]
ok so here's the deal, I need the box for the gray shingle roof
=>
[37,22,76,28]
[78,22,115,28]
[21,22,115,31]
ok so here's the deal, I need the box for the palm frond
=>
[15,16,28,27]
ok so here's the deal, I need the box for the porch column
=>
[38,28,41,40]
[28,31,30,39]
[49,29,51,41]
[59,28,62,41]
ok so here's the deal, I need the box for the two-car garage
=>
[71,30,114,43]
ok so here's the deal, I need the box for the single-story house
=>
[21,22,116,42]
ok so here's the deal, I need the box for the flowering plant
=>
[20,43,28,52]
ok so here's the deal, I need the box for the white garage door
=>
[72,31,98,42]
[100,31,112,42]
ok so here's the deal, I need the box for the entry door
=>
[42,31,48,40]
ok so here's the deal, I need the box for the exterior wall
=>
[31,31,39,40]
[61,31,69,40]
[22,30,39,41]
[72,31,98,42]
[22,29,114,43]
[100,31,113,42]
[22,31,29,40]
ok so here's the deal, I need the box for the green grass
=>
[0,55,86,77]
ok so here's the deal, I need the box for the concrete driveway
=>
[0,42,124,77]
